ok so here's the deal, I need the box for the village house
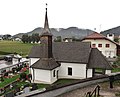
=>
[81,32,120,58]
[28,7,112,84]
[101,26,120,45]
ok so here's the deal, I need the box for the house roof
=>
[82,32,119,46]
[88,48,112,69]
[53,42,91,63]
[31,58,60,70]
[101,26,120,36]
[29,42,112,70]
[29,42,91,64]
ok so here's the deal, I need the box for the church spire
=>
[41,3,52,36]
[40,3,53,58]
[44,3,49,29]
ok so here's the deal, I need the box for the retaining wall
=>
[16,75,109,97]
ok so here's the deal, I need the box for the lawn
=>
[0,40,38,56]
[112,68,120,73]
[0,74,19,88]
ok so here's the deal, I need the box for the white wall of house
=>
[29,58,39,74]
[33,68,51,84]
[105,70,111,74]
[58,63,87,79]
[50,67,59,83]
[83,39,117,58]
[107,34,114,41]
[31,67,59,84]
[29,58,39,66]
[87,69,93,78]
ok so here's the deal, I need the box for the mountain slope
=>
[101,26,120,36]
[13,27,95,39]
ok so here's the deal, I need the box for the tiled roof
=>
[53,42,91,63]
[83,32,106,39]
[29,42,91,63]
[31,58,60,70]
[88,48,112,69]
[29,42,112,70]
[82,32,119,46]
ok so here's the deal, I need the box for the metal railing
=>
[85,85,100,97]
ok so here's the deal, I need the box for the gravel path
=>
[57,82,120,97]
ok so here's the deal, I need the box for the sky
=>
[0,0,120,35]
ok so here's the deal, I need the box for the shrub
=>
[31,83,38,90]
[4,72,8,76]
[20,73,26,80]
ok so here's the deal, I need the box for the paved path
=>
[57,82,120,97]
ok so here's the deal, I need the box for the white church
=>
[28,7,112,84]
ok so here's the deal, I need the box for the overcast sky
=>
[0,0,120,35]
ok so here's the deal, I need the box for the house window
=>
[92,44,96,48]
[109,34,112,37]
[53,70,55,77]
[68,67,72,76]
[98,44,102,47]
[106,44,110,48]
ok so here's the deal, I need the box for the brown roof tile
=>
[29,42,112,70]
[31,58,60,70]
[88,48,112,69]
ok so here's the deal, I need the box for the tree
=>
[32,33,40,43]
[114,37,119,43]
[22,34,29,43]
[54,36,61,42]
[2,34,12,40]
[20,73,27,80]
[28,36,32,43]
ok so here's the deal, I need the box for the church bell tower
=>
[40,4,53,58]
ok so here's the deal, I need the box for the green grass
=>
[0,40,38,56]
[112,68,120,73]
[0,74,19,88]
[54,79,78,85]
[37,84,49,89]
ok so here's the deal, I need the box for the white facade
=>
[29,58,39,74]
[82,39,117,58]
[58,63,87,79]
[105,70,111,74]
[87,69,93,78]
[29,58,39,67]
[107,34,114,41]
[31,67,59,84]
[30,59,111,84]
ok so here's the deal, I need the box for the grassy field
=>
[0,41,38,57]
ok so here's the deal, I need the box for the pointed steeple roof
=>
[41,4,52,36]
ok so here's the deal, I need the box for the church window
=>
[53,70,56,77]
[68,67,72,76]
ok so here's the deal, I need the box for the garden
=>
[0,62,48,96]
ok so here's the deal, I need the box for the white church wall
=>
[29,58,39,74]
[59,63,87,79]
[33,68,51,84]
[105,70,111,74]
[50,67,60,83]
[87,69,93,78]
[30,58,39,66]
